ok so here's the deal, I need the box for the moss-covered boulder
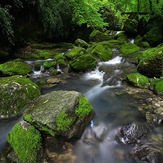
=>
[0,61,32,76]
[0,76,41,119]
[91,44,112,61]
[43,61,56,69]
[96,40,124,48]
[7,121,42,163]
[114,32,128,42]
[120,43,140,55]
[134,35,143,45]
[138,42,150,48]
[127,73,149,88]
[64,48,97,71]
[150,78,163,95]
[24,91,95,139]
[75,39,89,48]
[137,47,163,78]
[54,54,64,61]
[89,30,110,42]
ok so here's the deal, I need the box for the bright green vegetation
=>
[137,46,163,78]
[94,40,124,48]
[42,127,55,136]
[75,96,93,118]
[0,61,32,76]
[127,72,149,88]
[138,42,150,48]
[91,44,112,61]
[0,76,41,117]
[89,30,110,42]
[7,122,42,163]
[134,35,143,45]
[75,39,89,48]
[43,61,56,69]
[65,48,97,71]
[54,54,64,61]
[36,51,53,59]
[120,43,140,55]
[150,78,163,95]
[23,113,32,122]
[55,111,75,132]
[115,32,128,42]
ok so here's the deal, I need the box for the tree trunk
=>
[149,0,152,12]
[137,0,140,13]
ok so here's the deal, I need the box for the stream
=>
[0,47,162,163]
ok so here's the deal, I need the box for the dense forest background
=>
[0,0,163,57]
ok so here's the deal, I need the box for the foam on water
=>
[99,56,122,65]
[24,58,53,64]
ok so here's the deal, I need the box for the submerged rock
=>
[64,48,97,71]
[115,122,149,145]
[130,142,163,163]
[120,43,140,55]
[0,76,41,119]
[127,72,149,88]
[24,90,95,139]
[137,46,163,78]
[0,60,32,76]
[7,121,42,163]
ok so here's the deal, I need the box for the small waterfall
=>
[128,39,134,44]
[32,65,45,78]
[84,56,122,100]
[56,63,63,73]
[24,58,53,64]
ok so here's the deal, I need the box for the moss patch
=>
[7,122,42,163]
[150,79,163,95]
[54,54,64,61]
[0,76,40,118]
[120,43,140,55]
[138,42,150,48]
[91,44,112,61]
[43,61,56,69]
[64,48,85,59]
[0,61,32,76]
[127,73,149,88]
[75,39,89,48]
[75,96,93,118]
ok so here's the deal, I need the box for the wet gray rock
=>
[115,122,149,145]
[130,142,163,163]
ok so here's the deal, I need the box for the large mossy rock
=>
[150,78,163,95]
[89,30,111,42]
[7,121,42,163]
[114,32,128,42]
[23,91,95,139]
[137,47,163,78]
[0,60,32,76]
[0,76,41,119]
[75,39,89,48]
[91,44,112,61]
[127,73,149,88]
[64,48,97,71]
[120,43,140,54]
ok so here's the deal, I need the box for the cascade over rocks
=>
[0,76,41,119]
[23,90,95,139]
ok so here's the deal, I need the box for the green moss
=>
[69,53,97,71]
[150,79,163,95]
[0,61,32,76]
[138,42,150,48]
[7,122,42,163]
[115,32,128,42]
[75,96,93,118]
[91,44,112,61]
[134,35,143,45]
[127,73,149,88]
[42,127,55,136]
[89,30,109,42]
[95,40,124,48]
[64,48,85,59]
[137,47,163,78]
[49,68,58,76]
[37,51,53,59]
[120,43,140,54]
[24,53,39,59]
[43,61,56,69]
[24,113,32,122]
[0,76,41,117]
[75,39,89,48]
[54,54,64,61]
[55,111,74,131]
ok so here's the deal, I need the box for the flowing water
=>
[0,48,162,162]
